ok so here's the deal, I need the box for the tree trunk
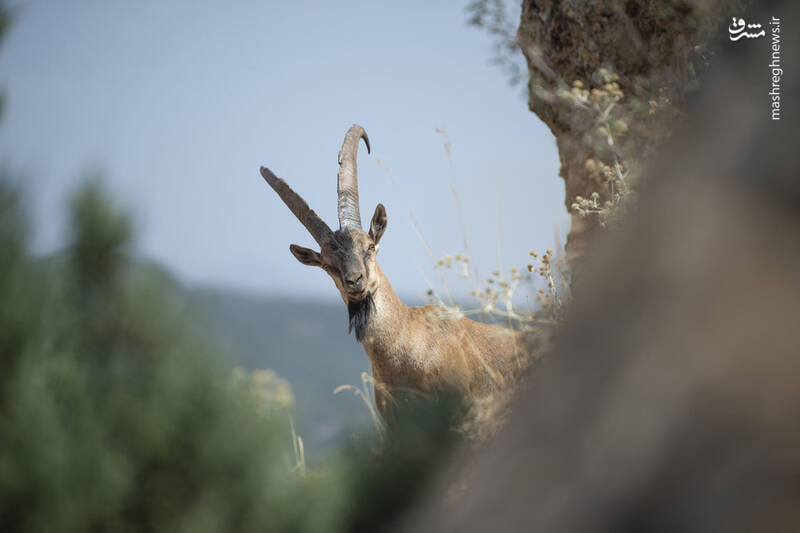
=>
[516,0,728,272]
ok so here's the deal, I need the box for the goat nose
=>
[346,274,364,288]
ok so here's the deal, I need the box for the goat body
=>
[261,126,524,422]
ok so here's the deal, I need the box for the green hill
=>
[186,286,373,457]
[44,252,376,458]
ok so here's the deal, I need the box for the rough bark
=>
[516,0,730,271]
[398,1,798,530]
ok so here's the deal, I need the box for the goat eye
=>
[368,244,376,252]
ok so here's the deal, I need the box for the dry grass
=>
[334,372,387,445]
[232,366,308,474]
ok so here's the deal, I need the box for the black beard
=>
[347,293,375,342]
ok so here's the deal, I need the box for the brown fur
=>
[293,222,523,422]
[264,126,525,424]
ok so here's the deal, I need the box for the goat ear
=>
[289,244,322,267]
[369,204,387,244]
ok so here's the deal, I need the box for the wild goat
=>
[260,125,523,421]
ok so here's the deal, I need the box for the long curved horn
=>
[337,124,371,230]
[260,166,333,245]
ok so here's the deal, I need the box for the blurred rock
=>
[400,1,799,531]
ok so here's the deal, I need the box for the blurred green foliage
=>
[0,9,460,529]
[0,177,460,532]
[1,179,290,532]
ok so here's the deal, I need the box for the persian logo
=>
[728,17,765,40]
[728,16,782,120]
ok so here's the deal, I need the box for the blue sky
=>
[0,0,565,303]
